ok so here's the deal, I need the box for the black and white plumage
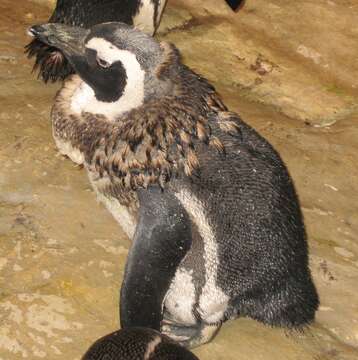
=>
[28,22,319,349]
[25,0,168,82]
[25,0,242,83]
[82,328,199,360]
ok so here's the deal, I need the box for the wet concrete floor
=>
[0,0,357,359]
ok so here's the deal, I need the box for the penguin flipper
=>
[120,186,192,330]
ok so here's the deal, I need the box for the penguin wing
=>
[120,186,192,330]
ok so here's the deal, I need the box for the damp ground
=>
[0,0,357,359]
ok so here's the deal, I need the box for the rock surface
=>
[0,0,357,359]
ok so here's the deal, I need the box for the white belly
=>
[88,174,137,240]
[53,136,84,165]
[165,189,230,325]
[163,267,197,325]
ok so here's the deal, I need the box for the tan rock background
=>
[0,0,357,359]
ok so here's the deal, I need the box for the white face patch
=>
[70,38,145,122]
[174,189,230,324]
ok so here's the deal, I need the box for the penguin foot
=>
[162,322,222,349]
[161,323,198,342]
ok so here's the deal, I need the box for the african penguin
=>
[28,22,319,349]
[25,0,241,82]
[25,0,168,82]
[82,328,199,360]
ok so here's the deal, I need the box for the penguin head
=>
[29,22,169,118]
[82,327,199,360]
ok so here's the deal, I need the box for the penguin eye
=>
[96,56,111,69]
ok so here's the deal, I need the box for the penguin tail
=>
[25,38,74,83]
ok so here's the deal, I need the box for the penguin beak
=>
[28,23,89,61]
